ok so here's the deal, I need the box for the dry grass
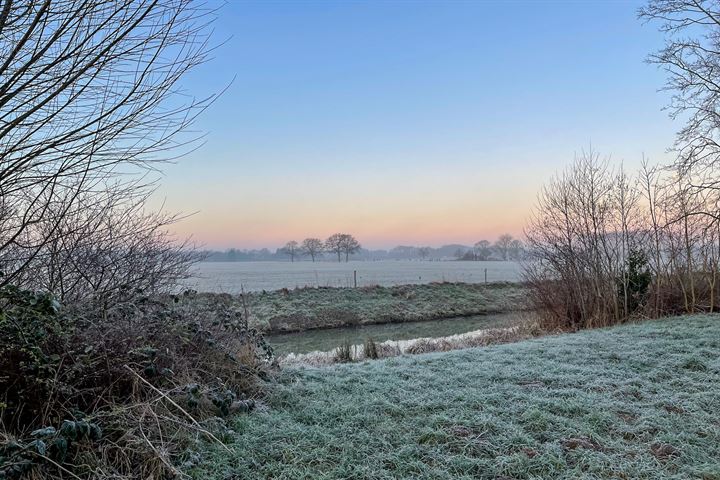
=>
[280,316,541,367]
[0,288,273,479]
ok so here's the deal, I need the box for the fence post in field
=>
[354,270,357,288]
[484,269,487,284]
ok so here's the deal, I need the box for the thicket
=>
[0,287,272,479]
[525,152,720,330]
[0,1,274,478]
[526,0,720,330]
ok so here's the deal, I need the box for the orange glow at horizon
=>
[159,167,535,250]
[170,213,527,250]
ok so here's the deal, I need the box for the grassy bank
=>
[188,282,526,333]
[191,314,720,479]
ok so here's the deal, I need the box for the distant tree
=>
[280,241,300,262]
[301,238,324,262]
[390,246,418,259]
[325,234,344,262]
[494,234,514,260]
[418,247,432,260]
[509,239,525,261]
[340,235,361,262]
[453,248,467,260]
[474,240,491,261]
[325,233,361,262]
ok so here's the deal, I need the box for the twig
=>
[138,408,186,477]
[240,284,250,329]
[31,451,83,480]
[123,365,232,453]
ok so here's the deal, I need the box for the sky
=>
[152,0,678,250]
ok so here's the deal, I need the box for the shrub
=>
[335,340,354,363]
[0,285,273,479]
[363,337,379,360]
[619,249,652,316]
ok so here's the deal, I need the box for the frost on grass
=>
[191,314,720,480]
[197,282,527,333]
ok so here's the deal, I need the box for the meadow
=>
[184,260,522,293]
[184,282,526,333]
[191,314,720,480]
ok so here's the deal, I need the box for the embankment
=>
[183,281,527,333]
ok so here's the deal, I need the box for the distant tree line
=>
[453,234,526,261]
[205,236,525,262]
[280,234,361,262]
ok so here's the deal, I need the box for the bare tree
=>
[325,234,344,262]
[636,0,720,316]
[474,240,491,260]
[639,0,720,234]
[418,246,431,260]
[301,238,324,262]
[0,0,215,287]
[521,146,720,328]
[340,234,361,262]
[509,239,525,260]
[639,160,667,317]
[494,234,514,261]
[325,233,360,262]
[280,241,300,262]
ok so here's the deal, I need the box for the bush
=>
[335,340,354,363]
[619,250,652,315]
[363,337,378,360]
[0,285,273,479]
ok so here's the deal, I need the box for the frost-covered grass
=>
[182,282,525,333]
[186,260,522,293]
[248,282,525,332]
[192,315,720,479]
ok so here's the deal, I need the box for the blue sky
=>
[155,0,677,249]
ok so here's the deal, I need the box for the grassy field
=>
[188,282,526,333]
[185,260,522,292]
[191,314,720,479]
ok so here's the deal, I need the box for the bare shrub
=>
[526,150,720,330]
[524,151,646,329]
[363,337,379,359]
[0,286,272,479]
[406,339,453,354]
[335,340,354,363]
[2,187,201,308]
